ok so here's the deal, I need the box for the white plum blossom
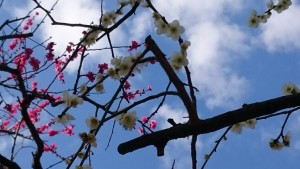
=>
[154,19,169,35]
[274,0,292,13]
[79,132,97,147]
[101,11,118,28]
[180,40,191,57]
[80,84,88,94]
[117,111,137,130]
[249,0,292,28]
[282,83,300,95]
[248,10,260,28]
[55,113,75,124]
[245,118,257,129]
[166,20,185,40]
[231,122,245,134]
[283,131,291,147]
[95,83,104,93]
[62,92,83,108]
[152,12,161,21]
[269,139,283,150]
[107,68,120,80]
[96,73,103,82]
[181,41,191,51]
[169,52,189,70]
[259,13,271,23]
[118,56,133,76]
[81,29,101,48]
[86,116,100,130]
[111,57,122,69]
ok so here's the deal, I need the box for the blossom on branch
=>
[231,122,245,134]
[86,116,100,130]
[81,29,101,48]
[117,111,137,130]
[269,139,283,150]
[282,83,300,95]
[166,20,185,40]
[55,113,75,124]
[62,92,83,108]
[245,118,257,129]
[283,131,291,147]
[80,84,88,94]
[169,51,189,70]
[79,132,97,147]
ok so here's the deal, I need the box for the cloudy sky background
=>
[1,0,300,168]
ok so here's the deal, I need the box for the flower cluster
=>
[101,11,118,28]
[169,40,190,70]
[110,55,141,78]
[55,113,75,124]
[46,42,55,61]
[169,51,189,70]
[271,0,292,13]
[28,57,40,71]
[61,125,75,136]
[153,14,185,41]
[79,132,97,147]
[248,10,271,28]
[117,111,137,130]
[121,82,152,101]
[95,73,104,93]
[43,143,57,152]
[269,131,291,150]
[282,83,300,95]
[86,71,95,82]
[54,59,65,83]
[230,118,257,134]
[79,84,87,94]
[62,92,83,108]
[248,0,292,27]
[81,29,101,48]
[112,56,132,76]
[85,116,100,130]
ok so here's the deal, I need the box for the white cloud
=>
[153,0,244,23]
[151,0,249,109]
[125,10,152,42]
[187,22,249,109]
[260,3,300,52]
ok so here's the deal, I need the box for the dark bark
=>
[0,154,21,169]
[118,93,300,155]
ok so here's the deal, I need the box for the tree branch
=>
[118,93,300,155]
[0,154,21,169]
[0,33,33,40]
[145,35,198,123]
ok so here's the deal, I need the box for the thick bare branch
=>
[0,154,21,169]
[145,35,199,123]
[118,93,300,155]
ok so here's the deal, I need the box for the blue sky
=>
[1,0,300,169]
